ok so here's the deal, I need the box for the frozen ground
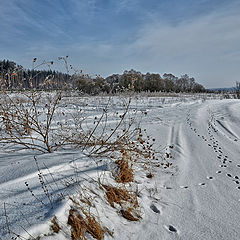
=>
[1,94,240,240]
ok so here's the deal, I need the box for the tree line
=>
[0,59,69,90]
[0,60,206,93]
[104,69,205,93]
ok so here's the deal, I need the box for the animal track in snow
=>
[220,165,227,168]
[165,225,178,233]
[150,204,161,214]
[207,176,214,180]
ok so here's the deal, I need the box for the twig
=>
[4,202,10,234]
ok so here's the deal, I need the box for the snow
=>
[1,94,240,240]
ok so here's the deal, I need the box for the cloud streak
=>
[126,2,240,87]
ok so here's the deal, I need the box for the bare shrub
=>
[0,91,62,153]
[0,91,140,155]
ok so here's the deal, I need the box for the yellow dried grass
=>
[67,208,105,240]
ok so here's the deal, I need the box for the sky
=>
[0,0,240,88]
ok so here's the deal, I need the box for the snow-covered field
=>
[1,94,240,240]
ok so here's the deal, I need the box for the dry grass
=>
[102,184,136,208]
[120,208,140,221]
[68,208,106,240]
[51,216,61,233]
[102,184,141,221]
[114,150,134,183]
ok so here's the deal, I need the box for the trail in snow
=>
[141,99,240,240]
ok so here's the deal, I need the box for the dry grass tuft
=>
[120,208,141,221]
[51,216,61,233]
[103,184,135,208]
[115,151,134,183]
[102,184,141,221]
[67,208,106,240]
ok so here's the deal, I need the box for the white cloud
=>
[123,2,240,87]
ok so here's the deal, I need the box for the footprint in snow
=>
[165,225,178,233]
[150,204,161,214]
[220,165,227,168]
[207,176,214,180]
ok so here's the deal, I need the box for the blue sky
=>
[0,0,240,88]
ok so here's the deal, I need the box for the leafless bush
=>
[0,89,142,156]
[0,90,62,152]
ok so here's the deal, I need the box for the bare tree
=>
[236,81,240,99]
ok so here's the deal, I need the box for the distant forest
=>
[0,59,206,94]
